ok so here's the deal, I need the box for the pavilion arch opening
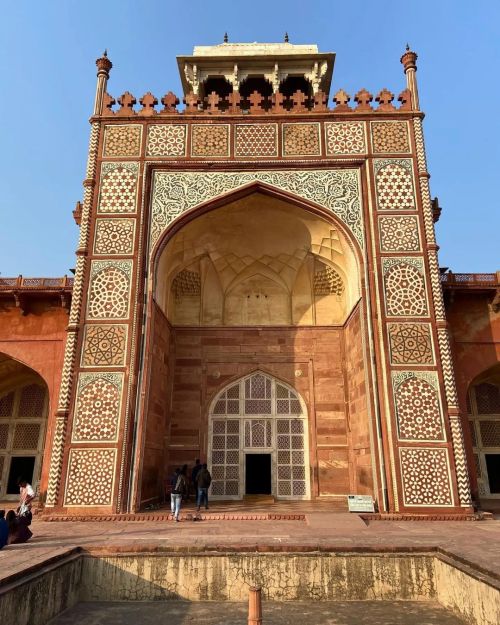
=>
[0,354,49,500]
[467,363,500,499]
[209,371,310,500]
[138,189,375,509]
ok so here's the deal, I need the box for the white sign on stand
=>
[347,495,375,513]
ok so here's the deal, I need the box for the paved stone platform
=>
[47,600,468,624]
[1,507,499,585]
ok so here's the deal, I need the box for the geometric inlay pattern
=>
[191,125,230,157]
[393,372,444,441]
[387,322,434,365]
[313,266,344,296]
[151,169,362,249]
[371,121,410,153]
[235,124,278,157]
[383,258,428,317]
[71,373,123,442]
[379,215,421,252]
[97,162,139,213]
[283,123,321,156]
[87,260,133,320]
[93,218,135,255]
[64,448,116,506]
[81,324,127,367]
[399,447,453,506]
[324,121,366,155]
[374,159,415,211]
[103,125,142,157]
[146,124,187,157]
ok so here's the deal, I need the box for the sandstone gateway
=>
[0,40,498,515]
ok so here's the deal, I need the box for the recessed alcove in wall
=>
[155,192,360,327]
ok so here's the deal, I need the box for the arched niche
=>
[466,363,500,500]
[154,191,360,327]
[0,353,49,499]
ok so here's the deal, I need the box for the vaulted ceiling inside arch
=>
[155,193,360,326]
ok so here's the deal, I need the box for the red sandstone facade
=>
[0,41,498,514]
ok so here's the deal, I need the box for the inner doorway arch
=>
[208,371,310,500]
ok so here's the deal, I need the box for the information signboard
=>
[347,495,375,513]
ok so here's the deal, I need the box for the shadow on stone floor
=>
[48,600,467,625]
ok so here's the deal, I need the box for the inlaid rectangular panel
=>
[81,324,128,368]
[93,218,136,255]
[371,121,410,154]
[378,215,421,252]
[374,159,415,211]
[64,448,117,506]
[387,322,435,365]
[399,447,453,506]
[146,124,187,157]
[103,125,142,157]
[324,121,366,155]
[97,162,139,214]
[191,124,230,157]
[282,123,321,156]
[234,124,278,157]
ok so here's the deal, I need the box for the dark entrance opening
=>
[485,454,500,493]
[7,457,36,495]
[245,453,272,495]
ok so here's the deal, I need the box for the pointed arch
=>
[208,370,309,500]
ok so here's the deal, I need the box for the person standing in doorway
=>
[170,467,188,522]
[191,458,202,499]
[196,463,212,511]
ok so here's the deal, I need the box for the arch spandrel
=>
[150,169,364,254]
[154,191,361,327]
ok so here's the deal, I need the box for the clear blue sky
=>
[0,1,498,276]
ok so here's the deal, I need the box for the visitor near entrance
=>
[17,477,34,519]
[191,459,202,499]
[5,509,32,545]
[170,467,188,522]
[0,511,8,550]
[196,464,212,510]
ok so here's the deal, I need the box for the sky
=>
[0,1,498,276]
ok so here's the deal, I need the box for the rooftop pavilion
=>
[176,38,335,100]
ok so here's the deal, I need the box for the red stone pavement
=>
[1,503,499,585]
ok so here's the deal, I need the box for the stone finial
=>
[354,88,373,111]
[139,92,158,116]
[375,88,396,111]
[227,90,242,113]
[96,50,112,77]
[271,91,286,114]
[102,92,116,116]
[184,92,200,113]
[284,32,289,43]
[333,89,351,111]
[291,89,307,113]
[224,32,229,43]
[400,45,418,73]
[161,91,179,113]
[116,91,137,116]
[398,88,412,111]
[206,91,221,113]
[248,90,265,114]
[313,90,328,111]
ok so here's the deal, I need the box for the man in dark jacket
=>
[195,464,212,511]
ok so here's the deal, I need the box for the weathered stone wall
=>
[81,553,436,602]
[343,304,373,495]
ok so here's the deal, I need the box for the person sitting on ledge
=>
[6,509,33,545]
[0,510,8,549]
